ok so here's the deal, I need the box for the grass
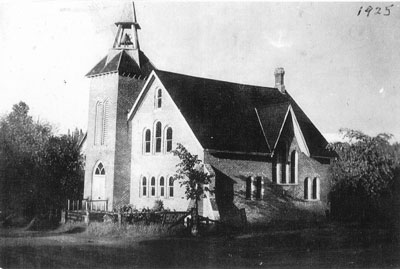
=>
[59,221,185,238]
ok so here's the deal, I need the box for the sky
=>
[0,1,399,142]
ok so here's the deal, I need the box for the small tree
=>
[172,143,213,236]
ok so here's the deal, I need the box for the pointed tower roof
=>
[86,2,155,78]
[115,2,141,29]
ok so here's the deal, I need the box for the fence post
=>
[67,200,70,211]
[84,210,90,225]
[118,212,122,226]
[60,210,66,224]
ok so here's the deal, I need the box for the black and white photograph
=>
[0,1,399,268]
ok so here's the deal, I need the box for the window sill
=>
[276,183,298,186]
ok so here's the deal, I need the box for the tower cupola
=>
[106,2,141,64]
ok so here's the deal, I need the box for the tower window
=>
[94,100,108,146]
[94,162,105,175]
[166,127,173,152]
[155,122,162,153]
[156,89,162,108]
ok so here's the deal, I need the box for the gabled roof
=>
[86,50,154,77]
[130,69,334,157]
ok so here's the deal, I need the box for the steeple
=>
[107,2,141,65]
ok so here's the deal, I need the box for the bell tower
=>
[107,2,141,65]
[83,2,155,211]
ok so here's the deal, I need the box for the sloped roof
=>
[256,103,290,151]
[86,50,154,77]
[154,70,334,157]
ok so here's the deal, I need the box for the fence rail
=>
[67,199,108,212]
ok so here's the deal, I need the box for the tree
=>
[0,102,84,225]
[0,102,52,218]
[172,143,213,236]
[327,129,398,222]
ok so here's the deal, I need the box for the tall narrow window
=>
[255,177,262,199]
[155,122,162,153]
[144,129,151,153]
[94,101,103,145]
[156,89,162,108]
[142,177,147,197]
[159,177,165,197]
[169,177,174,198]
[166,127,173,152]
[312,177,320,200]
[93,162,106,200]
[279,145,287,184]
[245,177,251,199]
[151,177,156,197]
[101,100,108,145]
[290,150,298,184]
[304,177,309,200]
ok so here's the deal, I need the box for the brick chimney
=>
[274,67,286,93]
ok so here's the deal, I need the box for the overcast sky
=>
[0,1,399,142]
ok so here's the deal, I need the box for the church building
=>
[83,3,335,224]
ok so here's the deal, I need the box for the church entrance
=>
[92,162,106,200]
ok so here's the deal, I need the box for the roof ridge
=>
[155,69,277,90]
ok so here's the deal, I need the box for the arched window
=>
[101,100,108,145]
[245,177,251,199]
[144,129,151,153]
[155,122,162,153]
[95,162,105,175]
[150,177,156,197]
[94,100,108,146]
[94,101,103,145]
[142,177,147,197]
[159,177,165,197]
[166,127,173,152]
[169,177,174,198]
[304,177,309,200]
[275,144,287,184]
[290,150,298,184]
[312,177,320,200]
[93,162,106,200]
[255,177,262,199]
[156,89,162,108]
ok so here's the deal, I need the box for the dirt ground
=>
[0,223,399,268]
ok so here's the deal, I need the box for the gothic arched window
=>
[94,100,108,146]
[94,162,105,175]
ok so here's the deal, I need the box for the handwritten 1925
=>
[357,4,394,17]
